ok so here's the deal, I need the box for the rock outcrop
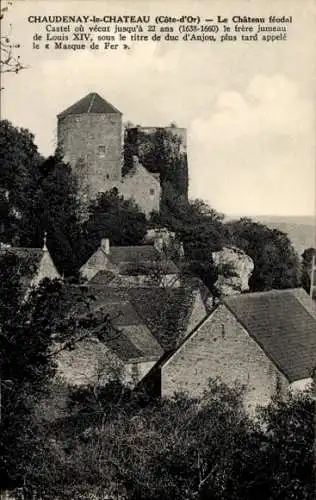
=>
[212,246,254,296]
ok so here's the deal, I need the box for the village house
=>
[56,287,163,388]
[0,238,61,294]
[56,285,208,388]
[141,288,316,413]
[79,237,181,287]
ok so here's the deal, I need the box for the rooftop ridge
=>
[87,92,96,113]
[58,92,122,118]
[223,287,304,301]
[222,288,316,382]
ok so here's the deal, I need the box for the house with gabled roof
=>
[142,288,316,413]
[56,286,164,387]
[0,239,61,295]
[80,238,181,287]
[56,284,208,388]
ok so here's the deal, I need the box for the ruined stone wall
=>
[162,304,289,414]
[125,126,189,199]
[120,160,161,217]
[58,113,122,197]
[139,126,187,155]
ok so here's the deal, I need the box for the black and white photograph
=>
[0,0,316,498]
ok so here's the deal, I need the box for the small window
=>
[149,188,155,196]
[106,174,109,179]
[97,145,106,157]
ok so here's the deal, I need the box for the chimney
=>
[101,238,110,254]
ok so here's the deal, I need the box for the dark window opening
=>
[98,145,106,157]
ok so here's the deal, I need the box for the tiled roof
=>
[119,260,179,275]
[66,286,163,362]
[127,287,196,351]
[109,245,160,264]
[58,92,121,118]
[93,300,143,327]
[180,275,211,307]
[80,244,180,280]
[88,270,115,285]
[120,325,163,359]
[109,245,179,275]
[223,288,316,382]
[69,286,196,355]
[69,287,144,328]
[101,327,143,362]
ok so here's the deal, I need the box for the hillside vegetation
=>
[1,119,313,295]
[0,119,315,499]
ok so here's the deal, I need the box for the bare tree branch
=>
[1,1,28,83]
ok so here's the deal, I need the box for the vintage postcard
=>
[0,0,316,498]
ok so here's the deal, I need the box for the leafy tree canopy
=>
[151,182,225,291]
[0,120,41,242]
[0,252,105,490]
[18,154,84,276]
[80,188,147,264]
[124,126,188,198]
[225,217,301,291]
[19,379,315,500]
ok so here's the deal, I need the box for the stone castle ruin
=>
[57,92,188,217]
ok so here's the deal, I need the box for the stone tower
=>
[57,92,122,197]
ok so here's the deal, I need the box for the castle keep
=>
[57,93,122,195]
[57,92,188,217]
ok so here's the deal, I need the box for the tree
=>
[0,122,84,276]
[151,183,226,292]
[30,380,262,500]
[6,366,314,500]
[255,390,315,500]
[225,218,301,291]
[0,252,113,492]
[124,127,189,198]
[0,1,26,80]
[0,261,63,489]
[18,154,84,277]
[0,120,41,243]
[81,188,147,263]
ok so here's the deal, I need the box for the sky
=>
[1,0,316,217]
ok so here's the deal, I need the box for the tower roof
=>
[58,92,122,118]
